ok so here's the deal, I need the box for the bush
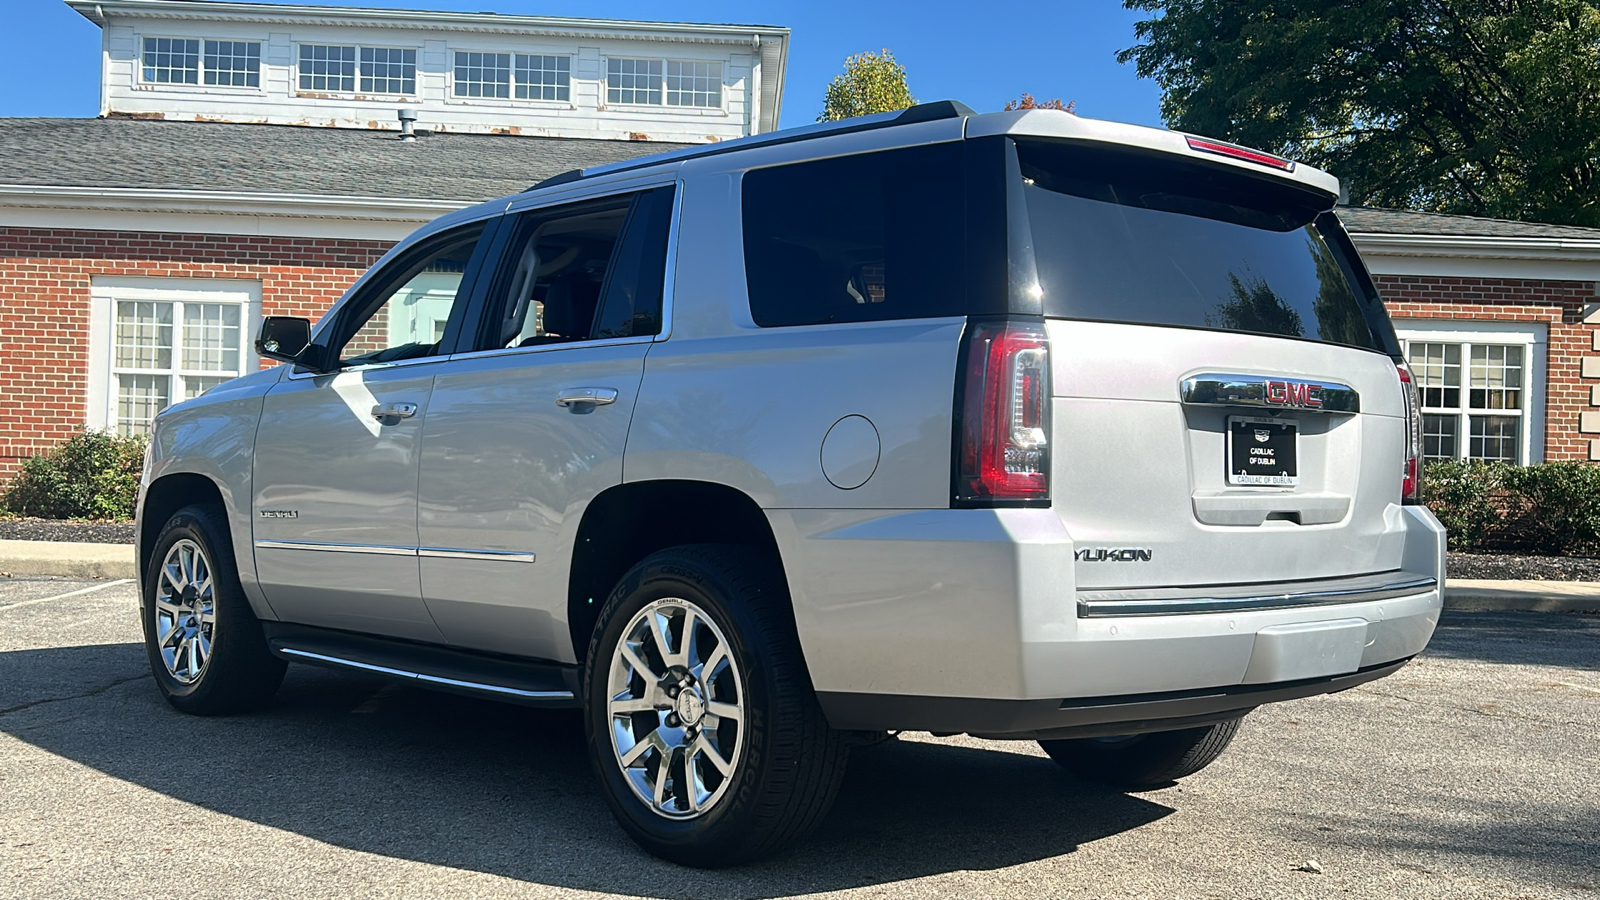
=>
[0,430,147,520]
[1423,460,1600,556]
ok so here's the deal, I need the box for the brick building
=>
[0,0,784,477]
[4,0,1598,479]
[1337,208,1600,465]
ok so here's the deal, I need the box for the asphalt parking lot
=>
[1,577,1595,900]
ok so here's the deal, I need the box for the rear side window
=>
[1017,139,1384,351]
[742,143,965,327]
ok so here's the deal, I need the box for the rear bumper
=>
[818,658,1410,739]
[770,503,1445,734]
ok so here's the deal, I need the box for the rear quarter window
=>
[741,143,966,327]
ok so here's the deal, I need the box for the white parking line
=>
[0,579,135,612]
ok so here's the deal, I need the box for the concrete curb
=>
[1443,579,1600,614]
[1,540,1598,613]
[0,539,136,580]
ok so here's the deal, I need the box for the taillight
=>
[954,319,1050,506]
[1397,361,1422,503]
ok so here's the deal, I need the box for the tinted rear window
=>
[742,143,966,327]
[1018,140,1382,350]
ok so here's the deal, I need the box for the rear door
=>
[415,185,675,661]
[1012,138,1411,589]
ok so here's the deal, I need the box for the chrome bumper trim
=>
[1078,573,1437,618]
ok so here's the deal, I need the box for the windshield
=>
[1017,139,1385,351]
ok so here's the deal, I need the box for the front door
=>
[252,218,497,641]
[417,186,675,660]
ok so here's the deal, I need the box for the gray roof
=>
[1337,206,1600,240]
[0,117,692,202]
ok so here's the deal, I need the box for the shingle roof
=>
[0,117,692,202]
[1337,206,1600,240]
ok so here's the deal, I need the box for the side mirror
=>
[255,316,317,366]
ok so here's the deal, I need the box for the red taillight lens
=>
[955,320,1050,505]
[1397,361,1422,503]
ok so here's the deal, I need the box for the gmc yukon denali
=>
[134,102,1446,866]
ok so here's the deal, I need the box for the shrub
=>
[1422,459,1600,556]
[0,430,147,520]
[1422,459,1505,552]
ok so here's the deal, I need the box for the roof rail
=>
[527,100,974,192]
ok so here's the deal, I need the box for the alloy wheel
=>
[154,538,216,684]
[606,597,745,819]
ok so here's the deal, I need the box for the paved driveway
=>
[1,577,1596,899]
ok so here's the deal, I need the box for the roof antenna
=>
[397,108,417,142]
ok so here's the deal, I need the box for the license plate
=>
[1227,416,1298,487]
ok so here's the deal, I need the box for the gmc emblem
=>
[1264,380,1323,409]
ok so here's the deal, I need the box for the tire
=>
[141,504,286,715]
[582,544,848,867]
[1039,718,1243,789]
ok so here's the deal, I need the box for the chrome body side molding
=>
[256,540,534,563]
[1180,372,1360,414]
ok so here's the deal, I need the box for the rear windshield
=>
[1018,140,1383,351]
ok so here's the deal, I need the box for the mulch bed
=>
[1446,551,1600,582]
[1,518,1596,581]
[0,517,136,544]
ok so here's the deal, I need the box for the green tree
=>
[818,49,915,122]
[1120,0,1600,226]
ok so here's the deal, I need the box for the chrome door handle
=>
[371,402,418,421]
[556,387,619,408]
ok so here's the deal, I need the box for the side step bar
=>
[262,622,581,708]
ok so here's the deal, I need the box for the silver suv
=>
[136,102,1445,867]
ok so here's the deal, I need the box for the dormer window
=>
[452,52,571,101]
[142,37,261,88]
[299,43,416,96]
[607,58,722,109]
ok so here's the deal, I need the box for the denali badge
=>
[1075,548,1152,562]
[259,509,299,519]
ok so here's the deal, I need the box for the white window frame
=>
[448,49,574,105]
[604,56,724,110]
[295,43,419,97]
[87,278,261,435]
[1395,319,1547,464]
[138,35,263,92]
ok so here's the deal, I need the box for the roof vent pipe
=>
[397,108,418,142]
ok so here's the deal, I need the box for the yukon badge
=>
[1075,548,1153,562]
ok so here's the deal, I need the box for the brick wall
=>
[0,226,392,479]
[1375,274,1598,461]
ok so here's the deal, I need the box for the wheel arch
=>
[139,472,227,587]
[567,479,784,664]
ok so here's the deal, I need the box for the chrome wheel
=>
[607,597,745,819]
[154,538,215,685]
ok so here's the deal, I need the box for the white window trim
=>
[87,278,261,434]
[136,34,264,95]
[294,42,420,98]
[602,55,726,112]
[1394,319,1547,464]
[446,48,575,108]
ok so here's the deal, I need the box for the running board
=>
[262,622,581,708]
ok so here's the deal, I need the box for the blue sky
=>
[1,0,1166,129]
